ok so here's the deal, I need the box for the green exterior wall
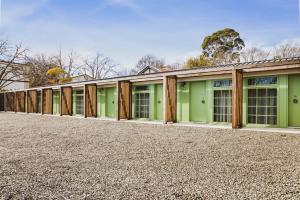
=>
[132,83,163,121]
[177,79,229,124]
[96,87,116,118]
[288,74,300,127]
[242,75,289,128]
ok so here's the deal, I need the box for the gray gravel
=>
[0,113,300,199]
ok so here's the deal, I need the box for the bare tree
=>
[240,47,271,62]
[82,53,118,79]
[131,55,165,74]
[0,40,28,90]
[24,54,56,87]
[273,43,300,58]
[53,49,80,78]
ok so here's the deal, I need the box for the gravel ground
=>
[1,113,300,199]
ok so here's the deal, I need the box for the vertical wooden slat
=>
[42,88,53,114]
[117,81,131,120]
[232,69,243,129]
[16,91,26,112]
[61,87,73,116]
[4,92,15,112]
[27,90,38,113]
[0,93,4,111]
[84,84,97,118]
[163,76,177,123]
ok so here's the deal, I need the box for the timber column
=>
[42,88,53,115]
[163,75,177,124]
[60,86,72,116]
[84,84,97,118]
[116,81,131,120]
[232,69,243,129]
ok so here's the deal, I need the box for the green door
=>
[190,81,207,122]
[155,84,163,120]
[53,91,60,115]
[289,75,300,127]
[106,87,116,118]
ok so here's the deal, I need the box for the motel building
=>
[1,57,300,129]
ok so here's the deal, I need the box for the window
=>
[248,89,277,125]
[73,90,84,115]
[135,93,150,118]
[135,86,150,119]
[213,80,232,87]
[248,77,277,86]
[136,85,149,91]
[214,90,232,122]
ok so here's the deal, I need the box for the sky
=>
[0,0,300,69]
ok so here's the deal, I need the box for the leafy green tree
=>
[202,28,245,64]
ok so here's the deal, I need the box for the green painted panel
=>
[53,91,60,115]
[177,82,190,122]
[288,74,300,127]
[97,88,106,117]
[278,75,288,128]
[190,81,207,122]
[106,87,116,118]
[155,84,163,121]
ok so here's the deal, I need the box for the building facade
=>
[1,57,300,129]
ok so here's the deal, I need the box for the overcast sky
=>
[1,0,300,69]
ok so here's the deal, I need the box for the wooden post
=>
[117,81,131,120]
[27,90,38,113]
[232,69,243,129]
[60,86,73,116]
[42,88,53,115]
[84,84,97,118]
[163,76,177,123]
[0,93,4,112]
[4,92,15,112]
[16,91,26,112]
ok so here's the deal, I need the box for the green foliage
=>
[201,28,245,63]
[185,55,212,68]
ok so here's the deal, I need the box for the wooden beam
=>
[42,88,53,114]
[117,81,131,120]
[163,76,177,123]
[232,69,243,129]
[84,84,97,118]
[60,86,72,116]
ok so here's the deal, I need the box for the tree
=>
[273,44,300,58]
[52,49,80,78]
[24,54,54,87]
[82,53,118,79]
[185,55,212,68]
[240,47,271,62]
[47,66,69,84]
[0,40,28,91]
[131,55,165,74]
[202,28,245,64]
